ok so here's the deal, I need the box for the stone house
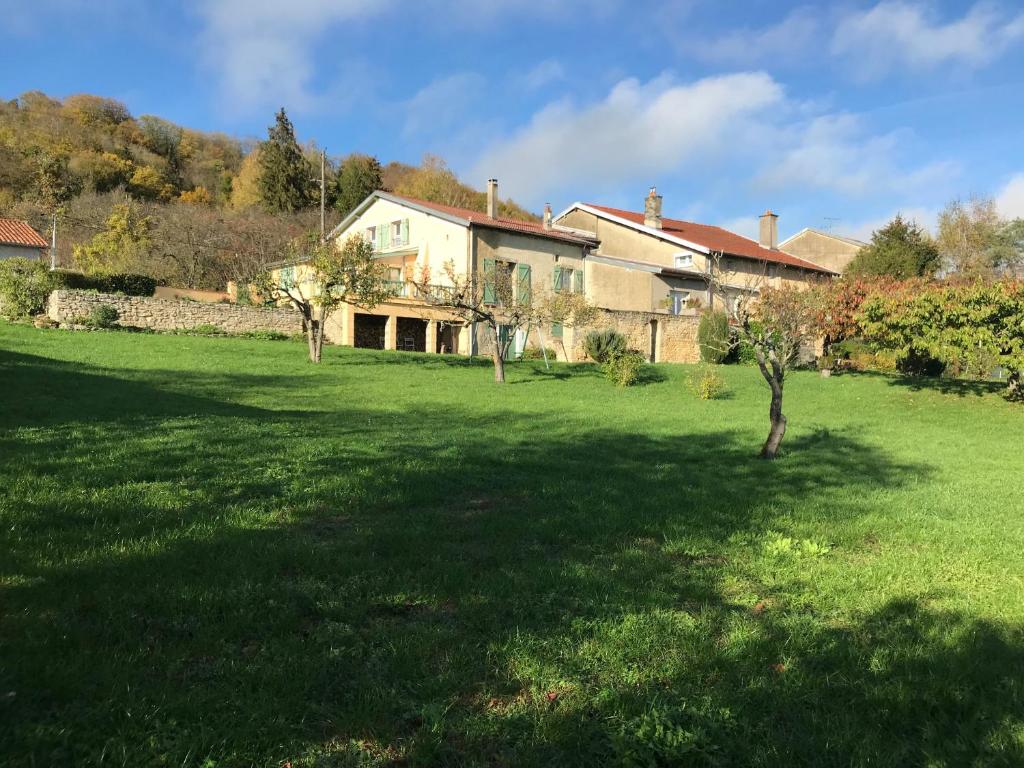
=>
[271,183,833,364]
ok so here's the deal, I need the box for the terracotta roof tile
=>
[0,218,48,249]
[392,194,593,246]
[587,204,835,273]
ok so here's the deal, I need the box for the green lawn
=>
[2,323,1023,766]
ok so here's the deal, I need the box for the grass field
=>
[2,322,1024,766]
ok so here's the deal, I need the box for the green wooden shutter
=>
[551,321,563,338]
[574,268,583,293]
[517,263,531,304]
[483,258,496,304]
[401,218,410,246]
[553,265,563,291]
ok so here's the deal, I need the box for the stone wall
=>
[47,290,302,335]
[576,309,701,364]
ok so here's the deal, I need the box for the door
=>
[649,319,658,363]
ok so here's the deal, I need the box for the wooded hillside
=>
[0,92,535,290]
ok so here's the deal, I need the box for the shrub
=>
[687,364,728,400]
[698,310,730,363]
[239,330,289,341]
[520,346,557,361]
[87,304,119,329]
[584,328,627,363]
[603,349,646,387]
[0,258,54,319]
[185,323,223,336]
[52,270,157,296]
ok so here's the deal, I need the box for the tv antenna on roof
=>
[822,217,840,234]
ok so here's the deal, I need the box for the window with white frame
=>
[674,253,694,269]
[391,220,403,247]
[365,225,376,244]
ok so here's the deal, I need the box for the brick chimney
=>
[543,203,553,230]
[487,178,498,219]
[759,209,779,250]
[644,186,662,229]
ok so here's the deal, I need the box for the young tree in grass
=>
[254,233,391,363]
[708,260,818,458]
[413,260,594,383]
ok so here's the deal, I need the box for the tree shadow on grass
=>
[3,350,1019,765]
[840,369,1008,399]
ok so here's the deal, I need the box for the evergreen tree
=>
[847,215,940,279]
[334,154,382,216]
[257,109,312,213]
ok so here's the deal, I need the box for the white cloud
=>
[403,73,486,138]
[690,8,820,65]
[471,72,786,202]
[996,174,1024,219]
[518,60,566,91]
[831,1,1024,78]
[193,0,388,112]
[755,113,959,198]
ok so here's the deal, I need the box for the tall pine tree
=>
[334,154,383,216]
[258,109,312,213]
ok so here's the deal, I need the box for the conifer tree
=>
[257,109,312,213]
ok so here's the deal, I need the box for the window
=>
[674,253,694,269]
[365,226,376,244]
[280,265,295,290]
[669,290,689,315]
[554,265,579,292]
[551,321,563,338]
[391,221,402,247]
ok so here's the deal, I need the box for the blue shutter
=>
[551,321,563,338]
[574,268,583,293]
[483,258,496,304]
[553,265,563,291]
[401,218,410,246]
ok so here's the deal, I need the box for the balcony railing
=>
[382,281,459,304]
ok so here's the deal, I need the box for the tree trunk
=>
[307,320,322,363]
[1008,369,1022,402]
[760,378,786,459]
[490,324,506,383]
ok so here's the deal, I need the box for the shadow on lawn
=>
[2,349,1022,765]
[840,369,1008,399]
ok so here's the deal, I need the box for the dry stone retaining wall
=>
[47,290,302,335]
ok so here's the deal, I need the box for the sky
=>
[4,0,1024,241]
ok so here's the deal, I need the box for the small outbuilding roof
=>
[0,218,48,249]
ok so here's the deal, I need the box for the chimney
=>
[487,178,498,219]
[543,203,553,230]
[644,186,662,229]
[759,209,779,250]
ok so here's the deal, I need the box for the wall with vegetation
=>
[47,290,301,334]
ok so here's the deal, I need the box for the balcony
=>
[382,281,458,305]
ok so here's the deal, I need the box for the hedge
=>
[52,270,157,297]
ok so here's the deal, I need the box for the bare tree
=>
[707,256,819,459]
[254,233,391,363]
[413,259,594,383]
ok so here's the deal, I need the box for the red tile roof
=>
[0,218,48,249]
[587,204,835,273]
[391,193,594,246]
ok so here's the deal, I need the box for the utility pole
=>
[320,149,326,241]
[50,212,57,271]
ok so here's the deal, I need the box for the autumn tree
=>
[847,215,940,278]
[937,197,1011,276]
[334,154,382,216]
[413,259,594,383]
[257,109,313,213]
[73,203,154,275]
[254,233,391,363]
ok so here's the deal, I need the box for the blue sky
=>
[4,0,1024,241]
